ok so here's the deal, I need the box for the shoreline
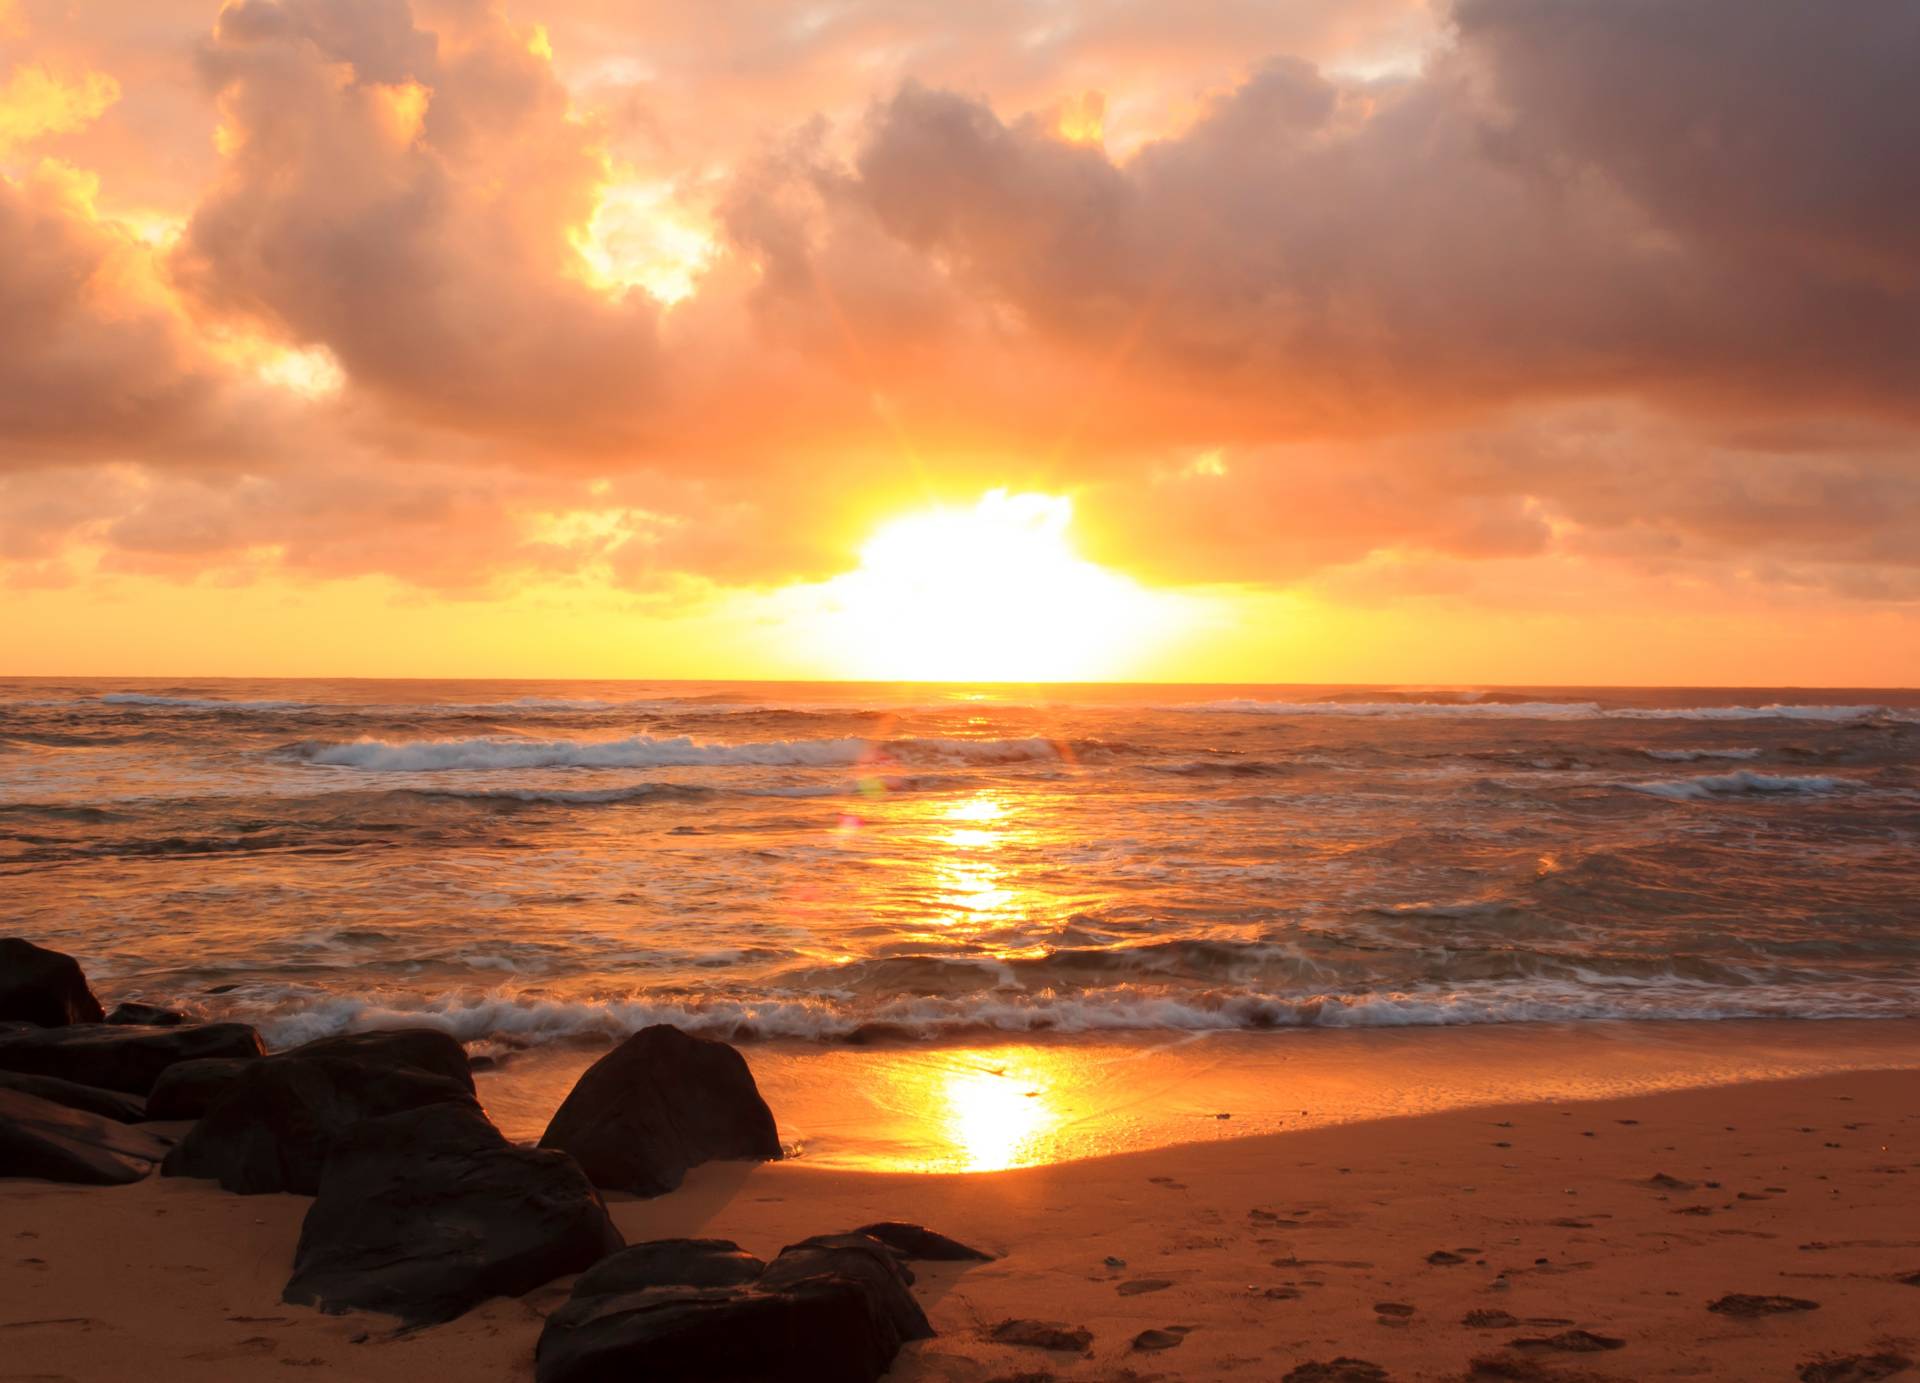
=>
[474,1016,1920,1171]
[5,1027,1917,1380]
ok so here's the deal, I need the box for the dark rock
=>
[1282,1359,1390,1383]
[284,1102,621,1326]
[852,1220,993,1261]
[1427,1249,1467,1265]
[1375,1302,1416,1317]
[0,1022,264,1095]
[163,1027,476,1194]
[571,1239,767,1295]
[535,1232,930,1383]
[1647,1172,1696,1190]
[1799,1353,1912,1383]
[538,1025,781,1196]
[1117,1278,1174,1295]
[106,1001,186,1027]
[0,1086,172,1184]
[0,1069,146,1123]
[1708,1293,1820,1318]
[0,939,104,1027]
[145,1058,252,1120]
[990,1320,1092,1352]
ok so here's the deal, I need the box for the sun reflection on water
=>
[935,1057,1060,1171]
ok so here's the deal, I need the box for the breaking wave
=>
[290,732,1065,772]
[231,980,1919,1050]
[1624,770,1864,801]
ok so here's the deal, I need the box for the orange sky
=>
[2,0,1917,684]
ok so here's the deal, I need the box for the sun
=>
[819,490,1173,682]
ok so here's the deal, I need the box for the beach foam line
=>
[220,979,1920,1051]
[1623,770,1865,801]
[287,732,1066,772]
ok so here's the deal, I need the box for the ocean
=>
[5,679,1917,1067]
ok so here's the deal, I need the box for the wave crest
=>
[290,732,1065,772]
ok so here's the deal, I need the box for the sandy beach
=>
[5,1026,1916,1382]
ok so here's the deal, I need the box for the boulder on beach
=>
[284,1101,622,1326]
[144,1057,252,1121]
[163,1027,477,1195]
[106,1001,186,1027]
[0,1022,265,1095]
[0,1085,172,1184]
[535,1231,932,1383]
[0,1069,148,1123]
[853,1221,994,1262]
[0,939,105,1027]
[539,1025,782,1196]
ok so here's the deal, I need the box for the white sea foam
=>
[295,733,1063,772]
[232,980,1920,1050]
[1624,770,1863,801]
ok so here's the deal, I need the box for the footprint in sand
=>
[1132,1327,1189,1351]
[1509,1329,1626,1353]
[1797,1352,1912,1382]
[1427,1249,1468,1265]
[1116,1278,1174,1296]
[1462,1309,1519,1329]
[1282,1359,1390,1383]
[1707,1294,1820,1317]
[989,1319,1093,1352]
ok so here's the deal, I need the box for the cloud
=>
[0,0,1916,635]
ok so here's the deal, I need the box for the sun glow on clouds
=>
[814,490,1185,682]
[573,180,714,305]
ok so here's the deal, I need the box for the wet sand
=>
[3,1026,1918,1380]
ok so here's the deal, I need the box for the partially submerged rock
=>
[163,1027,476,1194]
[106,1001,186,1027]
[145,1057,252,1121]
[0,1085,172,1184]
[284,1101,619,1325]
[535,1231,931,1383]
[0,1022,264,1095]
[0,1069,147,1123]
[0,939,105,1027]
[539,1025,781,1196]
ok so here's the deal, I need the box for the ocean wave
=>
[1623,770,1864,801]
[289,732,1065,772]
[1182,699,1900,722]
[101,693,311,711]
[1638,747,1764,762]
[1181,699,1606,719]
[224,980,1919,1050]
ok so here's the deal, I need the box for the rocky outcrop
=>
[535,1230,933,1383]
[162,1027,476,1194]
[283,1101,621,1326]
[144,1057,252,1121]
[538,1025,781,1196]
[0,939,104,1027]
[0,1069,147,1123]
[0,1085,172,1184]
[0,1022,265,1095]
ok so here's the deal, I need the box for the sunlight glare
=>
[823,490,1171,681]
